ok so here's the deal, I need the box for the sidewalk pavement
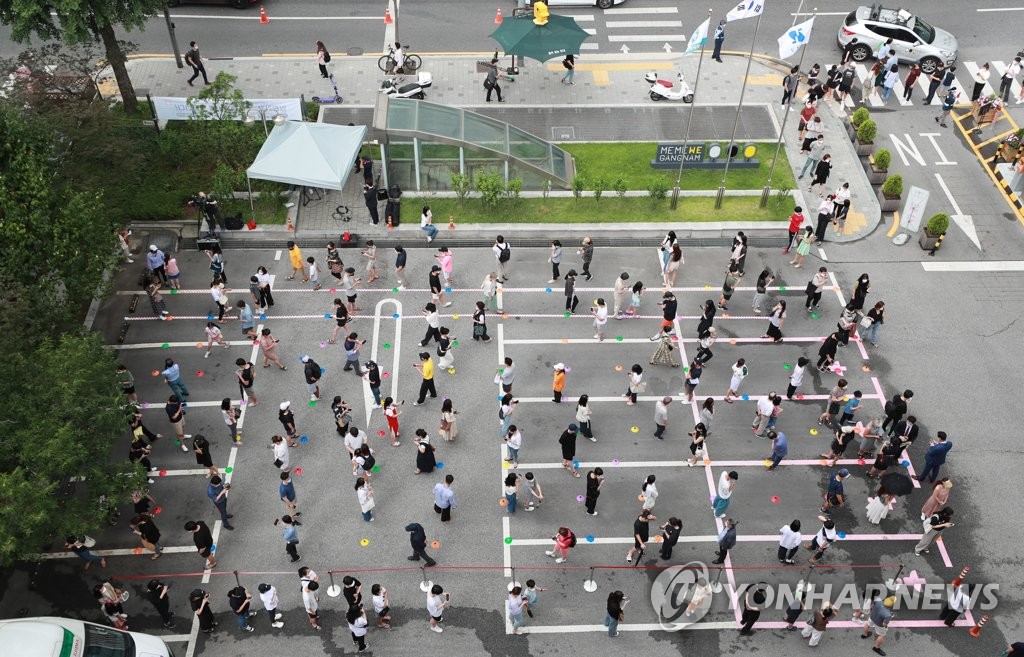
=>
[119,52,879,242]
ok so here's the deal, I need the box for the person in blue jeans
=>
[503,473,519,513]
[65,536,106,569]
[161,358,189,401]
[207,476,234,530]
[420,206,438,242]
[604,591,627,637]
[864,301,885,346]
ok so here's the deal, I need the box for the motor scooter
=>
[380,72,433,99]
[645,71,694,103]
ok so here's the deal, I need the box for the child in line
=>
[371,583,392,629]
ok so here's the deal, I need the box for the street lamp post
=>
[164,8,183,69]
[670,8,713,211]
[243,109,287,137]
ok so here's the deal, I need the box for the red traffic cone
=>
[384,7,393,24]
[259,6,269,23]
[969,615,989,637]
[495,7,503,24]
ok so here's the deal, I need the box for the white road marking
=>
[921,261,1024,271]
[603,6,678,14]
[818,247,828,261]
[605,20,683,28]
[962,61,996,99]
[168,13,379,20]
[369,298,402,425]
[38,546,196,559]
[976,6,1024,10]
[934,173,982,250]
[274,249,282,261]
[607,34,685,42]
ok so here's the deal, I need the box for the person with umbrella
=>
[865,473,913,524]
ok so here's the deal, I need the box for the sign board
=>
[651,142,759,170]
[899,185,930,233]
[653,142,706,167]
[151,97,304,122]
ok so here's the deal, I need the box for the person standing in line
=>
[577,237,594,280]
[816,332,840,373]
[503,473,520,514]
[584,467,604,516]
[499,356,516,394]
[342,267,362,314]
[786,357,808,399]
[116,363,138,404]
[663,244,683,288]
[810,156,833,200]
[498,393,516,438]
[711,517,736,564]
[305,257,322,292]
[625,364,643,405]
[192,434,217,478]
[649,325,680,367]
[839,389,863,424]
[207,475,234,529]
[413,352,437,406]
[523,580,547,618]
[915,507,955,555]
[777,519,801,563]
[184,41,209,86]
[718,263,740,310]
[659,517,683,560]
[923,64,944,104]
[547,240,562,283]
[522,471,543,510]
[185,520,216,569]
[286,241,307,282]
[480,272,500,313]
[343,576,363,609]
[660,230,678,272]
[805,515,838,563]
[189,589,216,634]
[209,283,231,322]
[653,396,672,440]
[935,87,957,127]
[277,514,300,562]
[222,398,241,444]
[372,584,393,629]
[820,469,850,514]
[438,397,458,442]
[592,297,608,342]
[393,245,407,289]
[790,226,814,268]
[764,300,787,343]
[813,194,835,244]
[801,116,823,152]
[545,527,574,563]
[406,522,438,565]
[698,397,715,435]
[880,63,899,104]
[686,422,707,467]
[612,272,630,319]
[227,586,258,633]
[302,580,322,631]
[434,246,454,287]
[723,358,748,403]
[806,266,829,310]
[558,423,581,477]
[604,591,628,637]
[280,471,300,517]
[651,291,678,340]
[419,303,442,347]
[902,63,922,101]
[782,65,800,106]
[301,355,322,401]
[861,594,894,655]
[711,20,725,62]
[146,245,168,284]
[560,54,576,85]
[433,474,456,522]
[279,403,299,447]
[1000,56,1022,102]
[258,583,285,629]
[347,605,370,652]
[552,363,566,403]
[493,235,511,281]
[161,358,189,401]
[797,101,817,141]
[766,429,788,471]
[427,585,450,633]
[712,471,738,518]
[739,585,767,635]
[882,390,913,434]
[915,432,953,483]
[237,299,258,340]
[625,509,655,563]
[752,269,774,314]
[799,135,825,180]
[639,474,658,512]
[259,328,287,370]
[131,513,163,560]
[165,395,189,447]
[255,265,275,308]
[503,424,523,469]
[937,65,957,98]
[683,358,702,402]
[800,603,836,646]
[146,580,176,630]
[863,300,885,346]
[564,269,580,314]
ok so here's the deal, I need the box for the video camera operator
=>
[189,191,220,237]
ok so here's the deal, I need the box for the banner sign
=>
[151,97,303,122]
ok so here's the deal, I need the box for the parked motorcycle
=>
[380,72,433,99]
[645,71,694,103]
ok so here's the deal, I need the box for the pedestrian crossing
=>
[842,60,1023,110]
[559,5,687,52]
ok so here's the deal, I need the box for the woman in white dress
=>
[438,398,458,442]
[865,484,896,524]
[639,475,658,511]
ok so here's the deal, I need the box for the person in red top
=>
[785,207,804,254]
[903,64,922,102]
[544,527,574,563]
[797,101,816,141]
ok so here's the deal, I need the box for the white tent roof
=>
[246,122,368,191]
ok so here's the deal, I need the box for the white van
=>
[0,617,174,657]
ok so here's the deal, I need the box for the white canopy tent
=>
[245,121,368,214]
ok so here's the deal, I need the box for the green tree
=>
[0,0,166,115]
[0,333,144,565]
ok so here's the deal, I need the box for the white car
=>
[524,0,627,9]
[0,617,174,657]
[837,5,958,74]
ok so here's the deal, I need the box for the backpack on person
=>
[498,243,511,263]
[568,530,577,548]
[323,50,332,63]
[483,78,495,90]
[562,57,572,69]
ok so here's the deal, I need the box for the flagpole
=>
[715,6,764,210]
[671,8,713,211]
[792,0,804,26]
[761,9,814,209]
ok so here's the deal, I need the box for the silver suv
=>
[837,5,958,74]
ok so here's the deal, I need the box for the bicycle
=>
[378,44,421,74]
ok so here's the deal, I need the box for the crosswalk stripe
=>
[605,20,683,28]
[561,14,594,21]
[989,60,1023,100]
[582,27,596,34]
[607,34,686,42]
[580,43,600,50]
[603,6,679,14]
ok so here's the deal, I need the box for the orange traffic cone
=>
[495,7,503,24]
[969,615,989,637]
[259,6,269,23]
[384,7,393,24]
[448,214,455,231]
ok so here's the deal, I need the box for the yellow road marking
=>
[592,70,610,86]
[975,131,1014,149]
[745,73,783,85]
[953,108,1024,226]
[841,209,867,235]
[887,211,899,238]
[545,62,672,72]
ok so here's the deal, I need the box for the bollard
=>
[583,566,597,593]
[507,566,519,592]
[419,565,433,592]
[709,565,725,593]
[759,185,771,209]
[969,614,989,637]
[233,570,241,587]
[326,571,342,597]
[129,296,139,314]
[885,563,905,592]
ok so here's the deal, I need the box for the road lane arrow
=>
[663,42,673,53]
[620,44,630,54]
[934,173,982,251]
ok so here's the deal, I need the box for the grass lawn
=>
[413,195,790,223]
[565,142,794,191]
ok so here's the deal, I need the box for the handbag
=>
[476,325,487,338]
[360,497,376,513]
[859,316,873,329]
[439,418,452,431]
[273,458,283,468]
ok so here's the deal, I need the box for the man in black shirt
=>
[185,520,216,569]
[364,361,382,406]
[227,585,257,632]
[364,184,380,224]
[584,468,604,516]
[659,517,683,560]
[185,41,209,86]
[302,355,322,401]
[626,509,655,563]
[653,292,678,340]
[394,246,408,289]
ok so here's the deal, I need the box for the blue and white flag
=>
[685,17,710,54]
[726,0,764,22]
[778,16,814,59]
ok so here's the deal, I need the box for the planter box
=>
[867,164,887,186]
[878,190,900,213]
[846,121,858,142]
[855,139,874,156]
[919,229,943,250]
[1000,141,1023,163]
[972,101,999,125]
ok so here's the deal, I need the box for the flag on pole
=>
[685,17,710,54]
[777,16,814,59]
[726,0,764,22]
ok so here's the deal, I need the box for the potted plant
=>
[999,128,1024,162]
[972,94,1002,126]
[847,107,870,141]
[855,119,877,156]
[919,212,948,250]
[868,149,890,186]
[878,173,902,213]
